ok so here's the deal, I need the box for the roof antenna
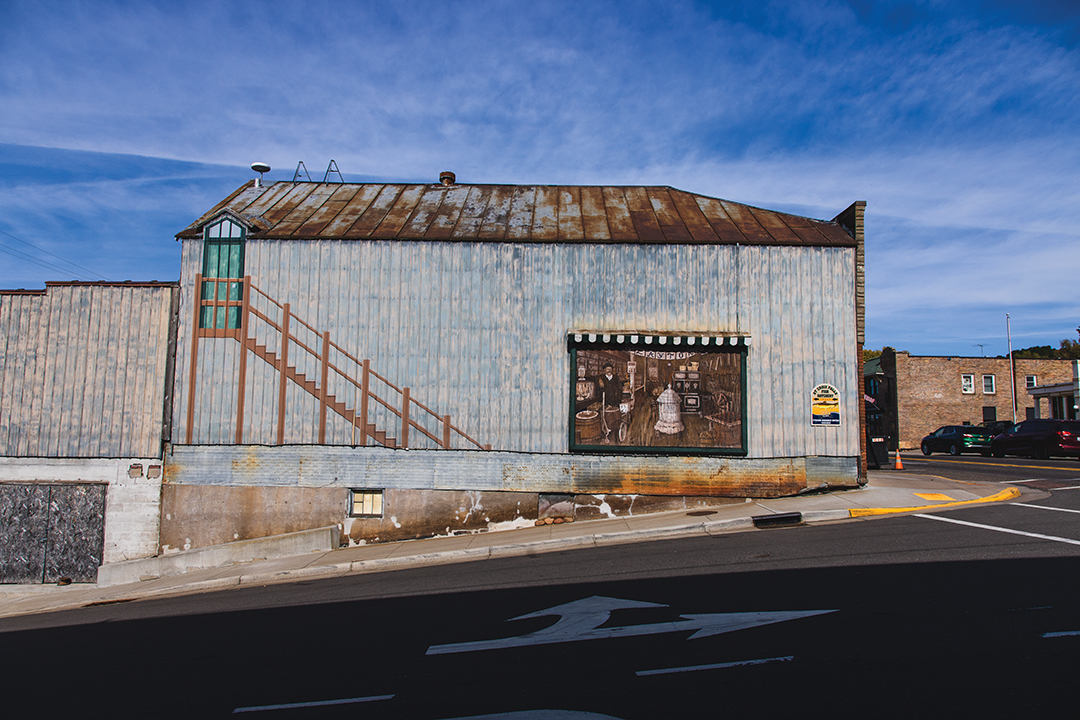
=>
[292,161,312,183]
[323,159,344,183]
[251,162,270,188]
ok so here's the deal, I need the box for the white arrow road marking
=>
[426,596,837,655]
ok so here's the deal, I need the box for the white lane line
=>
[233,694,394,713]
[636,655,793,676]
[913,514,1080,546]
[1002,479,1046,484]
[1052,485,1080,491]
[1043,631,1080,638]
[1009,503,1080,515]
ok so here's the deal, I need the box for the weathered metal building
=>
[164,178,866,547]
[0,282,178,582]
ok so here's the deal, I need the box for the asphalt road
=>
[894,451,1080,487]
[4,480,1080,719]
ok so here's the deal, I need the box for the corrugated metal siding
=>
[174,240,858,458]
[0,284,177,458]
[164,445,862,497]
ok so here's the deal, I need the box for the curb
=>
[847,487,1021,517]
[0,485,1024,616]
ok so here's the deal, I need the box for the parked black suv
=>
[978,420,1014,436]
[989,419,1080,459]
[920,425,995,455]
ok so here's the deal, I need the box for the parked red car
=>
[989,419,1080,459]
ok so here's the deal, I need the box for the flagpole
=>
[1007,313,1016,424]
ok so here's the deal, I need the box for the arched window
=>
[200,217,245,329]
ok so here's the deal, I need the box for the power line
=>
[0,227,110,281]
[0,243,102,282]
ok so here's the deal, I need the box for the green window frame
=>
[200,217,246,330]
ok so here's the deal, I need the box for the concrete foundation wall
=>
[0,457,163,563]
[159,484,348,553]
[160,483,751,549]
[160,444,858,548]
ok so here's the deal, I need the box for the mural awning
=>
[568,331,751,348]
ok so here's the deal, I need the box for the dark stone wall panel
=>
[0,484,49,584]
[43,485,106,584]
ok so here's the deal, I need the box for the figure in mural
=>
[597,364,624,410]
[598,363,626,441]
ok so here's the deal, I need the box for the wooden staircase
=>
[186,274,490,451]
[246,340,397,447]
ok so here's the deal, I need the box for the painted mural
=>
[571,349,744,453]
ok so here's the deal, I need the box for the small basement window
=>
[349,489,384,517]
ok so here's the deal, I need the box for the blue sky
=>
[1,0,1077,356]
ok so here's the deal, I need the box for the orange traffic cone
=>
[894,450,904,470]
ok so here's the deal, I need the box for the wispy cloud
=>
[0,0,1076,353]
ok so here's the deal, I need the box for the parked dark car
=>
[978,420,1014,436]
[920,425,995,455]
[989,419,1080,459]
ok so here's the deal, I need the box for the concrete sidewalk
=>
[0,471,1023,619]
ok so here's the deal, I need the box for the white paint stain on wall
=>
[462,491,485,524]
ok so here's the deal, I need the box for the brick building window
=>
[961,374,975,394]
[1026,375,1037,389]
[983,406,996,422]
[982,375,996,394]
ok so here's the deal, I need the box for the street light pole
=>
[1007,313,1016,424]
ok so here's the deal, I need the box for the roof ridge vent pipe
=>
[251,162,270,188]
[440,171,456,186]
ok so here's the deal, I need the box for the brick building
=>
[867,348,1078,450]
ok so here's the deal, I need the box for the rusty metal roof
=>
[176,181,856,247]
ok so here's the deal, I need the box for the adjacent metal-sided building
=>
[164,176,866,547]
[0,282,178,582]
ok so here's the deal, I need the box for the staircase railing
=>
[185,274,491,451]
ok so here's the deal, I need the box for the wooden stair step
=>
[234,319,480,451]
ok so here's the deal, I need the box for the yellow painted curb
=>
[848,487,1021,517]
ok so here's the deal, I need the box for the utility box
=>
[867,435,889,469]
